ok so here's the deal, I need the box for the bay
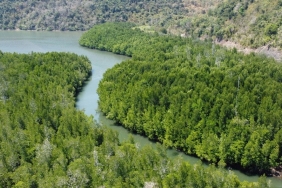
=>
[0,30,281,187]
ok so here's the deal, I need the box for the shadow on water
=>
[74,74,93,105]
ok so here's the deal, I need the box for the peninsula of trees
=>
[80,22,282,174]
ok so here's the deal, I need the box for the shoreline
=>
[2,28,282,62]
[2,28,83,32]
[270,166,282,178]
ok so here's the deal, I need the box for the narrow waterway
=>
[0,30,281,187]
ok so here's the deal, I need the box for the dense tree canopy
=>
[80,22,282,174]
[0,51,266,187]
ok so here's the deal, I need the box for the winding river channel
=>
[0,30,281,187]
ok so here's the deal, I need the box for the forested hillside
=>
[186,0,282,58]
[1,0,281,53]
[0,51,266,187]
[80,22,282,174]
[206,0,282,49]
[0,0,190,31]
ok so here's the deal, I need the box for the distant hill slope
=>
[218,0,282,49]
[184,0,282,55]
[0,0,281,56]
[0,0,190,31]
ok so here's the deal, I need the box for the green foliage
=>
[0,0,189,31]
[0,51,92,186]
[0,50,266,187]
[265,24,279,36]
[179,0,282,49]
[81,22,282,174]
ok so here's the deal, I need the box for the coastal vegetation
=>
[0,51,267,187]
[80,22,282,174]
[1,0,281,185]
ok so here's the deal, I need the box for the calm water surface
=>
[0,31,281,187]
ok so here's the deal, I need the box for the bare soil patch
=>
[216,40,282,62]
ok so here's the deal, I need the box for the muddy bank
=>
[270,166,282,178]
